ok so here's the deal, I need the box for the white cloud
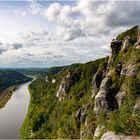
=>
[44,3,62,21]
[38,0,140,41]
[1,1,140,67]
[22,11,27,16]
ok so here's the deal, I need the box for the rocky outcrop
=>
[91,70,105,99]
[56,76,70,101]
[94,125,105,138]
[76,107,87,126]
[94,75,112,115]
[122,35,133,52]
[108,39,122,66]
[92,27,140,138]
[127,64,139,77]
[77,105,93,139]
[110,39,122,57]
[121,64,139,77]
[101,132,140,140]
[115,91,126,108]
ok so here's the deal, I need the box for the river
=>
[0,82,30,139]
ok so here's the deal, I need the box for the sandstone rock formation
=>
[91,70,105,99]
[122,35,133,52]
[94,75,112,115]
[94,125,105,138]
[110,39,122,57]
[115,91,126,108]
[56,76,70,101]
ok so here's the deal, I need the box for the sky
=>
[0,0,140,68]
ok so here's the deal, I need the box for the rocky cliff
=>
[21,26,140,139]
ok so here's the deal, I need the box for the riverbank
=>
[0,86,16,109]
[0,77,32,109]
[20,83,33,138]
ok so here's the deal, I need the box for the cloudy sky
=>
[0,0,140,68]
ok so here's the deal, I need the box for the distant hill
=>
[0,70,31,91]
[0,68,48,77]
[15,68,48,77]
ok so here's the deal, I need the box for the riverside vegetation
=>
[21,26,140,139]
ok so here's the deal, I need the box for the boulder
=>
[101,131,140,140]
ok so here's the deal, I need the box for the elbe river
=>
[0,82,30,139]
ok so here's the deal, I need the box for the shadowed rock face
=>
[91,70,105,99]
[94,76,112,115]
[56,76,70,101]
[110,39,122,57]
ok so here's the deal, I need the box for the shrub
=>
[108,96,140,135]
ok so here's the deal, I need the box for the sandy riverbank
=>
[0,86,16,109]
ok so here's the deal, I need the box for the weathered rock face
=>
[115,62,122,76]
[92,26,140,139]
[56,76,70,101]
[115,91,126,108]
[110,39,122,57]
[94,125,105,138]
[94,76,112,115]
[77,104,94,139]
[122,36,133,52]
[101,132,140,140]
[76,107,87,126]
[91,70,105,99]
[134,99,140,114]
[127,64,139,77]
[121,64,139,77]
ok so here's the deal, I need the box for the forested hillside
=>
[21,26,140,139]
[0,70,31,91]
